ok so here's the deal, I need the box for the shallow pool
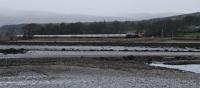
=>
[150,63,200,74]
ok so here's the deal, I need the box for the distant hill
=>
[1,12,200,37]
[143,12,200,36]
[0,10,131,26]
[0,9,182,26]
[114,13,182,21]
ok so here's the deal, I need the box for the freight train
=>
[17,33,144,38]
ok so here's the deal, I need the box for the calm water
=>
[150,63,200,74]
[1,45,200,58]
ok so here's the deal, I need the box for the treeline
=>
[22,21,128,35]
[3,12,200,37]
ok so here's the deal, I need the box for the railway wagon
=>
[17,33,143,38]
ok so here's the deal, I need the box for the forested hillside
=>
[1,12,200,37]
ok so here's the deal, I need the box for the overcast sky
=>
[0,0,200,16]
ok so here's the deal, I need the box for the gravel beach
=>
[0,63,199,88]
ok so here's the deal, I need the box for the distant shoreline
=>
[1,41,200,47]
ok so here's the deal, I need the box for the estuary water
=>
[150,63,200,74]
[1,45,200,58]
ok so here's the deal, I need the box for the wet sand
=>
[1,51,200,59]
